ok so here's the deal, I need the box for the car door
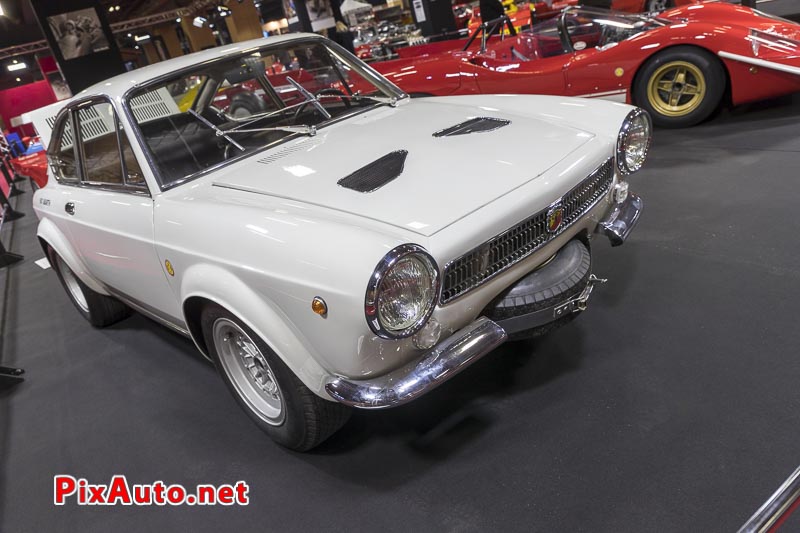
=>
[56,98,180,323]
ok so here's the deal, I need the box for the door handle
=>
[65,202,75,215]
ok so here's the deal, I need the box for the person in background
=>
[328,0,355,53]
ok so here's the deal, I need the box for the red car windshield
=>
[513,9,669,59]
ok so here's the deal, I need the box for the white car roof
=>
[76,33,322,101]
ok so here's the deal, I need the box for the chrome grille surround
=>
[440,158,614,304]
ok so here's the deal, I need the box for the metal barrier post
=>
[739,465,800,533]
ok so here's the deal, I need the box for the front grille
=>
[440,158,613,304]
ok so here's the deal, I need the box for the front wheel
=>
[201,304,351,451]
[633,46,726,128]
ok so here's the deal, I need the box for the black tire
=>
[201,304,351,452]
[485,239,591,340]
[633,46,726,128]
[47,245,131,327]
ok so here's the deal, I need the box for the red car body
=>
[374,3,800,126]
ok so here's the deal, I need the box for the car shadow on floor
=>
[310,324,588,460]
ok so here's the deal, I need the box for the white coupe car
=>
[32,33,649,451]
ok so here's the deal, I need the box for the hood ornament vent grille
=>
[433,117,510,137]
[338,150,408,193]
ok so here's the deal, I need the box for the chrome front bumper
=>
[325,318,508,409]
[598,192,643,246]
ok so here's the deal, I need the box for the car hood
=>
[210,98,596,237]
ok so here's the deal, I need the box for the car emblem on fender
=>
[547,202,564,234]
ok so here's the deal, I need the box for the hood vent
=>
[257,140,320,165]
[337,150,408,193]
[433,117,511,137]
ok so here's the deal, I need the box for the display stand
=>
[0,167,24,223]
[0,201,23,268]
[0,161,23,198]
[0,134,26,187]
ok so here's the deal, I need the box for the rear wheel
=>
[48,246,131,327]
[201,304,351,451]
[634,46,725,128]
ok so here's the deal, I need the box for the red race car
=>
[374,4,800,127]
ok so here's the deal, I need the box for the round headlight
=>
[616,108,652,175]
[365,244,440,339]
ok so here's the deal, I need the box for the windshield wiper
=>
[317,93,399,107]
[188,109,245,152]
[224,124,317,136]
[286,77,332,120]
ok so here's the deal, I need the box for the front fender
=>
[37,217,109,295]
[179,263,332,398]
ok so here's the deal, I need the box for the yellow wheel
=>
[647,61,706,117]
[634,46,726,128]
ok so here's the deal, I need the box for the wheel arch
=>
[630,43,731,110]
[179,263,332,398]
[37,218,109,295]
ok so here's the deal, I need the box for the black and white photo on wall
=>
[46,8,109,60]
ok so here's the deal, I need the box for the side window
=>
[78,102,124,185]
[50,114,79,183]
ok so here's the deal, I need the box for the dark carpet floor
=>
[1,93,800,532]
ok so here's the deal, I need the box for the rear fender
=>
[37,217,109,295]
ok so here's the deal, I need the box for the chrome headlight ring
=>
[365,244,441,340]
[616,108,653,176]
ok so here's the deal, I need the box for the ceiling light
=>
[15,78,20,82]
[108,6,113,12]
[176,17,181,23]
[193,16,206,27]
[7,62,27,71]
[0,4,4,17]
[115,5,120,11]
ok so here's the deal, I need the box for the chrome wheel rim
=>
[213,318,284,425]
[57,256,88,313]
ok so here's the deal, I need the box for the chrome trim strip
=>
[718,51,800,77]
[440,158,614,304]
[738,464,800,533]
[598,192,642,247]
[325,317,507,408]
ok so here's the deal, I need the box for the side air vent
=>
[433,117,510,137]
[337,150,408,193]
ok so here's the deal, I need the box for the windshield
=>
[126,38,403,188]
[518,9,667,58]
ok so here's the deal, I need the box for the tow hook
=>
[554,274,607,318]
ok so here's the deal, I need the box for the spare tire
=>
[484,239,591,340]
